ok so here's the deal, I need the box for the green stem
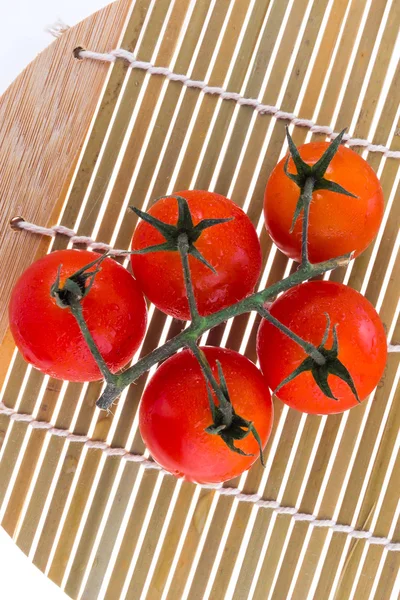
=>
[68,299,116,384]
[301,176,315,265]
[96,252,351,409]
[96,333,187,409]
[257,305,325,366]
[177,233,200,322]
[188,342,233,425]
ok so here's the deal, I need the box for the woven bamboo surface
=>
[0,0,399,598]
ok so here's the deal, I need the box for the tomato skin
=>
[264,143,384,263]
[130,190,262,320]
[257,281,387,415]
[9,250,147,382]
[139,346,273,484]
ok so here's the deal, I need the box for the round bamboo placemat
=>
[0,1,399,598]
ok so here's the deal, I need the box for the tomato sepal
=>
[285,130,313,179]
[310,362,339,400]
[192,217,233,236]
[130,195,233,274]
[50,253,110,308]
[205,403,255,460]
[274,357,315,395]
[130,206,177,237]
[284,155,303,187]
[284,127,358,236]
[274,315,361,404]
[48,252,130,386]
[127,240,177,255]
[187,244,216,274]
[313,178,358,198]
[202,360,266,466]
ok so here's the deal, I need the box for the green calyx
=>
[284,127,358,232]
[205,361,266,466]
[130,195,233,273]
[50,253,109,308]
[274,314,360,403]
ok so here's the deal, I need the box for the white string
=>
[13,220,130,256]
[73,48,400,159]
[0,399,398,551]
[44,18,70,39]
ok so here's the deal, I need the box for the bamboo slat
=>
[0,0,399,599]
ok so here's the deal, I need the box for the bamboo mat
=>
[0,0,399,598]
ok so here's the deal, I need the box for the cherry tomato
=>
[9,249,147,382]
[257,281,387,414]
[264,143,384,263]
[130,190,262,320]
[139,346,273,484]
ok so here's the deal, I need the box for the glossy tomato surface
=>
[9,250,147,382]
[264,143,384,263]
[257,281,387,414]
[130,190,262,320]
[139,346,273,484]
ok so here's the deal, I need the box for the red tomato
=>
[257,281,387,414]
[264,143,384,263]
[9,250,147,382]
[139,346,273,484]
[130,190,262,320]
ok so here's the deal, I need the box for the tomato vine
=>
[49,128,367,461]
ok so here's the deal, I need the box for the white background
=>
[0,0,111,94]
[0,1,112,597]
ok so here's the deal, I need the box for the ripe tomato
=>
[264,143,384,263]
[130,190,262,320]
[257,281,387,414]
[9,249,147,382]
[139,346,273,484]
